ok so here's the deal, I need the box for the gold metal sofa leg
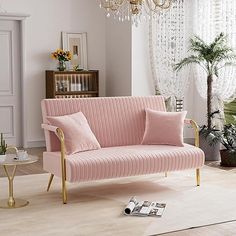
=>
[196,168,200,186]
[189,120,201,187]
[56,128,68,204]
[61,149,67,204]
[47,174,54,192]
[62,181,67,204]
[165,172,168,177]
[61,166,67,204]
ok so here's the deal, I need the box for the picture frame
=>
[62,32,88,70]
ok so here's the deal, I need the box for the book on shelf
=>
[124,196,166,217]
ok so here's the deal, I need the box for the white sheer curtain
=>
[193,0,236,129]
[194,0,236,101]
[149,0,192,111]
[149,0,236,122]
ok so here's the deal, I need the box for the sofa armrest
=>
[184,119,199,147]
[41,123,59,134]
[41,124,66,142]
[41,123,67,203]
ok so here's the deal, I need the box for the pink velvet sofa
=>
[41,96,204,204]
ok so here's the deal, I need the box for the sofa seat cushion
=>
[43,144,204,182]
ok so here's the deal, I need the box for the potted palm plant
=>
[174,33,236,160]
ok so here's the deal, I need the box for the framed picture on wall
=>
[62,32,88,70]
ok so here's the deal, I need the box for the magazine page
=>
[132,201,145,216]
[132,201,150,216]
[124,197,166,217]
[148,203,166,217]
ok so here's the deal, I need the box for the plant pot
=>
[199,133,221,161]
[220,149,236,167]
[0,154,6,162]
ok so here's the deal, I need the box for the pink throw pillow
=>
[141,109,187,147]
[47,112,101,155]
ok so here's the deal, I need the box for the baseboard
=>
[25,140,46,148]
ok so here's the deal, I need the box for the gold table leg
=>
[0,165,29,209]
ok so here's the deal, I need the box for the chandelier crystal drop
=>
[99,0,172,25]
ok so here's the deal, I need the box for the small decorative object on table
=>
[73,65,83,71]
[0,133,7,162]
[15,149,29,161]
[51,49,72,71]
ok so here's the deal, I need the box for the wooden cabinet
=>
[45,70,99,98]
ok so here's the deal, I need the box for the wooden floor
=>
[1,147,236,236]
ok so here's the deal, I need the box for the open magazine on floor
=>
[124,197,166,217]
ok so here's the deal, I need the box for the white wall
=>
[1,0,106,147]
[106,18,132,96]
[105,19,154,97]
[132,20,154,96]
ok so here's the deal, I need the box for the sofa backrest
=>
[41,96,166,151]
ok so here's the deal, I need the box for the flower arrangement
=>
[51,49,72,71]
[51,49,72,62]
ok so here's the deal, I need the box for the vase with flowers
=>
[51,49,72,71]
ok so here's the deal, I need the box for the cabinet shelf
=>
[46,70,99,99]
[55,91,98,95]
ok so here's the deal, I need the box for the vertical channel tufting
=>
[41,96,166,151]
[43,144,205,182]
[41,96,205,183]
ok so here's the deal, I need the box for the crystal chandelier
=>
[99,0,172,25]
